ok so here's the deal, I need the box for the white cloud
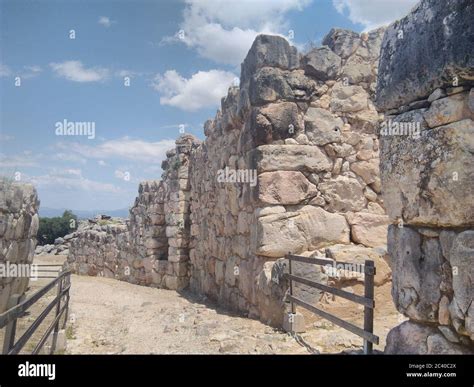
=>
[98,16,114,28]
[56,137,176,163]
[0,152,40,168]
[0,64,11,77]
[152,69,236,111]
[332,0,418,30]
[50,61,109,82]
[30,168,120,193]
[21,65,42,79]
[0,134,14,141]
[98,160,107,166]
[164,0,310,65]
[52,152,87,164]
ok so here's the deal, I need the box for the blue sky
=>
[0,0,417,212]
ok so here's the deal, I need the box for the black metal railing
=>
[32,264,65,279]
[285,254,379,354]
[0,269,71,354]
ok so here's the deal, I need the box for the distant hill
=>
[39,207,130,219]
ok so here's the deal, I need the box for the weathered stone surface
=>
[322,28,360,59]
[319,176,366,212]
[241,34,299,84]
[0,181,39,314]
[324,244,391,286]
[385,321,472,354]
[304,107,343,145]
[423,92,473,128]
[249,68,316,105]
[251,102,303,145]
[341,55,373,84]
[380,119,474,227]
[258,171,317,205]
[376,0,474,111]
[330,83,369,112]
[348,212,389,248]
[350,159,379,185]
[255,206,350,257]
[253,145,332,173]
[302,46,341,80]
[388,226,443,322]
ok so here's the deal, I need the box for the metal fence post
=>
[2,294,21,354]
[288,253,295,315]
[363,260,375,354]
[50,277,63,354]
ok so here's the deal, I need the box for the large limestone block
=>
[348,212,389,248]
[304,107,343,145]
[251,102,303,145]
[385,320,472,354]
[440,230,474,337]
[302,46,341,80]
[376,0,474,111]
[241,34,299,84]
[330,82,369,113]
[255,206,349,257]
[319,175,366,212]
[388,226,443,322]
[258,171,317,205]
[423,92,473,128]
[253,145,332,173]
[380,119,474,227]
[322,28,360,59]
[249,67,316,105]
[341,55,373,84]
[325,244,391,286]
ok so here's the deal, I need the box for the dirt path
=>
[66,275,308,354]
[28,255,400,354]
[65,273,400,354]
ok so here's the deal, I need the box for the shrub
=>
[38,210,78,245]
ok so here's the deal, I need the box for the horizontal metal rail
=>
[286,273,374,308]
[288,295,379,345]
[0,270,71,328]
[286,254,378,354]
[1,269,71,355]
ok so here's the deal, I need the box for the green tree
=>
[38,210,78,245]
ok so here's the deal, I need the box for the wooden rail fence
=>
[285,253,379,354]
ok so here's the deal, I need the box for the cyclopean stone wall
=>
[375,0,474,354]
[0,181,39,313]
[188,29,390,325]
[68,136,199,291]
[68,28,392,326]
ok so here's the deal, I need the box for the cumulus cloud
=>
[98,16,114,27]
[50,61,109,82]
[164,0,310,65]
[56,137,176,163]
[332,0,418,30]
[152,69,236,111]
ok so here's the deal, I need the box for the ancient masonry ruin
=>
[0,181,39,313]
[69,26,392,326]
[376,0,473,353]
